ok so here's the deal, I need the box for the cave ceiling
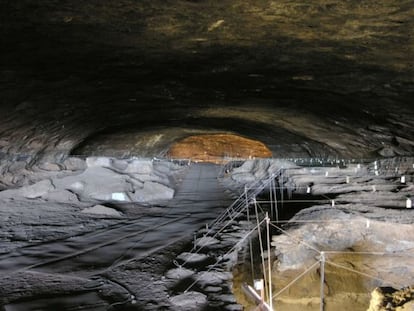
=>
[1,0,414,159]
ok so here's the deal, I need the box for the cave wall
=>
[1,0,413,160]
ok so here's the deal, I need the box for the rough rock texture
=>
[367,287,414,311]
[0,1,413,162]
[0,157,186,256]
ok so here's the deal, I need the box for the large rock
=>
[0,179,55,199]
[195,271,232,287]
[124,159,153,174]
[130,181,174,202]
[42,189,79,204]
[85,157,113,168]
[52,167,134,202]
[272,206,414,271]
[170,291,207,311]
[62,157,87,171]
[165,267,195,280]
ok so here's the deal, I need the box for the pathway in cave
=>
[0,163,234,277]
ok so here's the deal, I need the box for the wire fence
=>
[174,156,414,310]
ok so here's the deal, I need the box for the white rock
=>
[62,157,87,171]
[111,159,128,171]
[225,304,243,311]
[165,267,195,280]
[124,159,153,174]
[86,157,112,168]
[196,271,232,286]
[0,179,56,199]
[37,162,61,171]
[53,167,133,202]
[176,252,210,264]
[81,205,122,217]
[170,291,207,311]
[69,181,85,191]
[215,294,236,303]
[42,189,79,203]
[131,181,174,202]
[195,236,220,248]
[24,179,56,198]
[111,192,128,201]
[204,286,222,293]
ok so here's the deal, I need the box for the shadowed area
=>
[0,2,414,309]
[0,0,413,161]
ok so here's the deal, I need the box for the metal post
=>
[247,186,255,282]
[254,199,268,303]
[266,213,274,310]
[280,170,284,209]
[269,179,274,220]
[274,179,278,223]
[320,251,325,311]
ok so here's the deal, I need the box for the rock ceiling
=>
[1,1,414,160]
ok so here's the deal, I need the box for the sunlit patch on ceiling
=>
[166,133,272,163]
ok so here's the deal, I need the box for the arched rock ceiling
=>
[1,0,414,159]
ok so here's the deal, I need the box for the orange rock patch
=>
[166,134,272,163]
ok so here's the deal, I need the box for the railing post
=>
[266,213,274,310]
[320,251,325,311]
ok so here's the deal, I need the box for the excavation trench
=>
[230,161,414,311]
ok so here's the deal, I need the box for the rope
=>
[325,259,405,289]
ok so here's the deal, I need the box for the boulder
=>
[165,267,195,280]
[85,157,112,168]
[176,252,211,265]
[170,291,207,311]
[62,157,87,171]
[37,162,62,171]
[52,167,134,202]
[0,179,55,199]
[42,189,79,204]
[195,271,232,287]
[111,159,128,171]
[130,181,174,202]
[124,159,153,174]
